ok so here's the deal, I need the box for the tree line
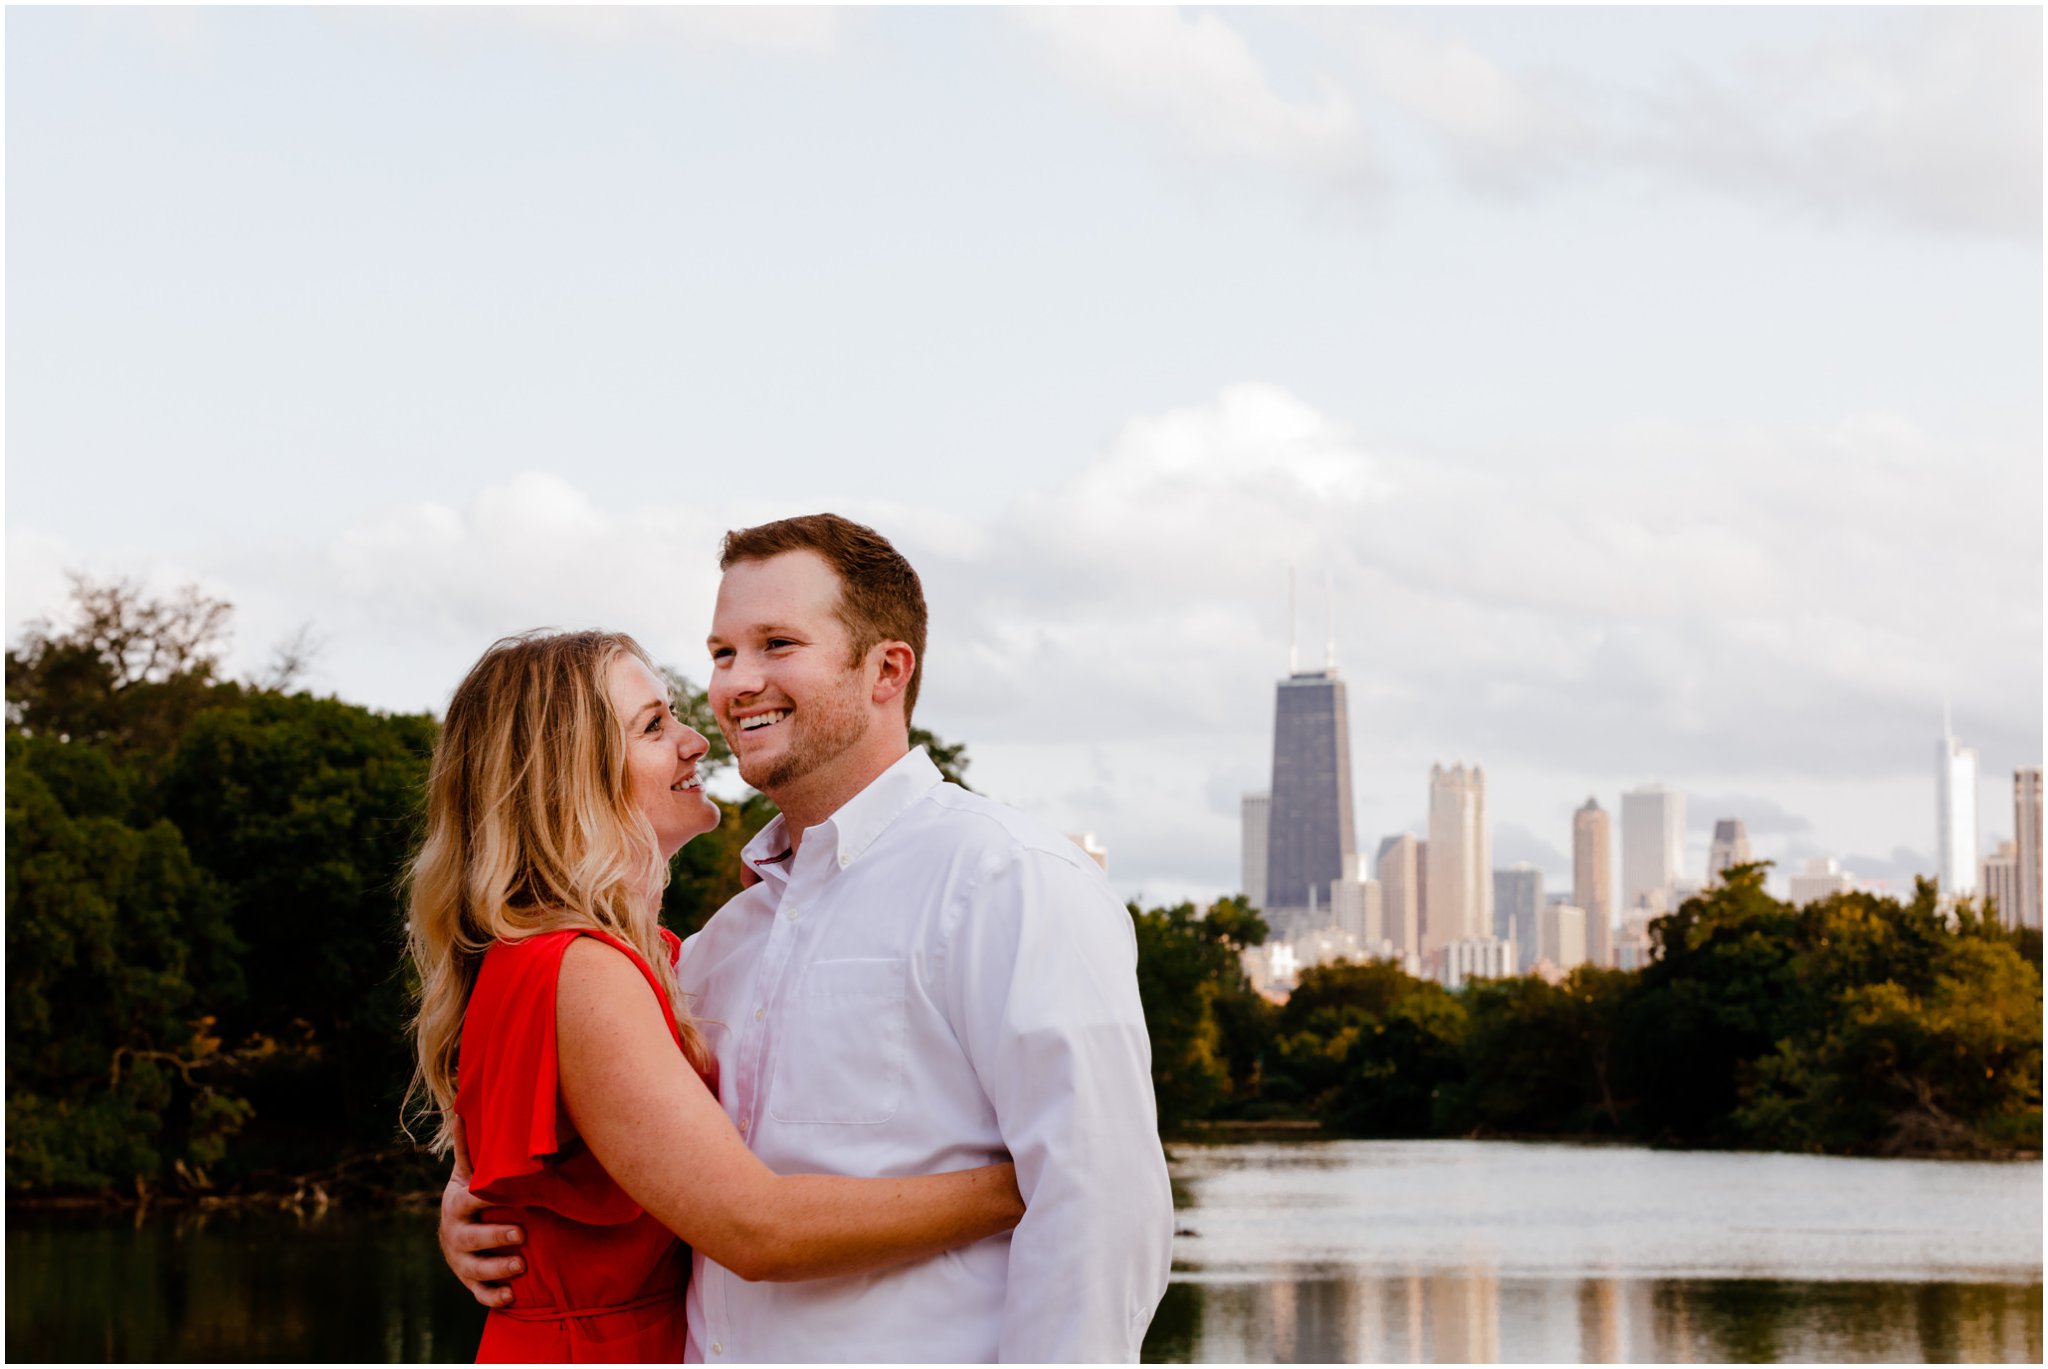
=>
[6,579,2038,1202]
[1131,870,2041,1156]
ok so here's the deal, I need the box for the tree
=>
[1126,899,1275,1130]
[6,733,248,1193]
[153,692,438,1164]
[6,575,242,766]
[909,726,973,791]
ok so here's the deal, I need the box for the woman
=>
[405,631,1022,1362]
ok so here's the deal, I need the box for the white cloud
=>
[1304,8,2040,235]
[7,386,2036,902]
[1625,9,2042,239]
[1013,8,1376,189]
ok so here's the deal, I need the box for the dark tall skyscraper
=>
[1264,668,1357,922]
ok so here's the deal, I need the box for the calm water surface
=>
[7,1140,2041,1362]
[1151,1139,2043,1362]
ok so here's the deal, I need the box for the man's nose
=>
[717,650,766,701]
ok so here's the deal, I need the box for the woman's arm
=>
[554,937,1022,1283]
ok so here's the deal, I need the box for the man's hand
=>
[438,1115,527,1309]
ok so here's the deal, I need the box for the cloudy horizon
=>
[9,6,2040,906]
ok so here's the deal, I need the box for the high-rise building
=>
[1441,937,1515,990]
[1706,819,1752,884]
[1241,791,1271,911]
[2016,768,2042,930]
[1573,798,1613,968]
[1332,872,1382,946]
[1981,841,2022,928]
[1264,669,1357,930]
[1788,856,1855,907]
[1620,785,1685,915]
[1936,706,1979,896]
[1414,839,1429,943]
[1539,901,1587,970]
[1376,834,1421,956]
[1426,764,1491,955]
[1492,864,1543,973]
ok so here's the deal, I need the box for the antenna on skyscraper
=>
[1288,566,1299,675]
[1325,567,1335,671]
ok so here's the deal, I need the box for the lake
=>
[1152,1139,2042,1362]
[8,1140,2040,1362]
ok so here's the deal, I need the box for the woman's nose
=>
[679,725,711,762]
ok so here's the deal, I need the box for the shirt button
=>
[787,906,801,921]
[838,852,850,868]
[754,1008,764,1022]
[712,1344,724,1356]
[739,1118,749,1133]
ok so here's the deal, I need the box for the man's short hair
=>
[719,513,928,724]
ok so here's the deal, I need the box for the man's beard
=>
[737,675,870,796]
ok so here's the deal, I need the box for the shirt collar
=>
[826,746,944,870]
[737,746,944,878]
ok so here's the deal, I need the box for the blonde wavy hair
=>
[405,629,713,1156]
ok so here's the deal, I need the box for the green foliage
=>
[1128,899,1273,1130]
[662,793,781,940]
[1730,892,2042,1155]
[909,726,973,791]
[6,575,241,769]
[5,734,245,1192]
[1274,963,1467,1135]
[153,692,437,1163]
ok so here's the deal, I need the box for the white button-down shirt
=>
[677,748,1173,1363]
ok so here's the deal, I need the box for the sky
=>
[8,6,2042,908]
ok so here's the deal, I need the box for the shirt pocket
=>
[767,957,907,1125]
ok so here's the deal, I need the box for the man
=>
[441,513,1174,1361]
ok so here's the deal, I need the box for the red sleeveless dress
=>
[454,927,711,1363]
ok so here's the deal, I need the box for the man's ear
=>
[869,641,916,710]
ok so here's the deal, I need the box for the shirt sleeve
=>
[947,847,1176,1363]
[453,930,654,1225]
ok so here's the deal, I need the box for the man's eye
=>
[767,638,796,650]
[710,647,733,663]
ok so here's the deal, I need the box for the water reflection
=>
[1146,1139,2043,1363]
[1142,1272,2044,1363]
[8,1140,2041,1363]
[7,1209,486,1363]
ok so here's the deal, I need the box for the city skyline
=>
[8,8,2039,908]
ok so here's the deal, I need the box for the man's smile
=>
[738,709,791,733]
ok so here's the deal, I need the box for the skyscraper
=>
[1264,668,1357,930]
[1539,901,1588,970]
[1241,791,1271,911]
[1376,833,1420,956]
[1789,856,1855,907]
[1426,763,1490,955]
[1706,819,1752,884]
[1981,841,2022,928]
[1936,705,1979,896]
[1620,785,1685,915]
[1492,864,1543,972]
[2015,768,2042,930]
[1573,798,1613,968]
